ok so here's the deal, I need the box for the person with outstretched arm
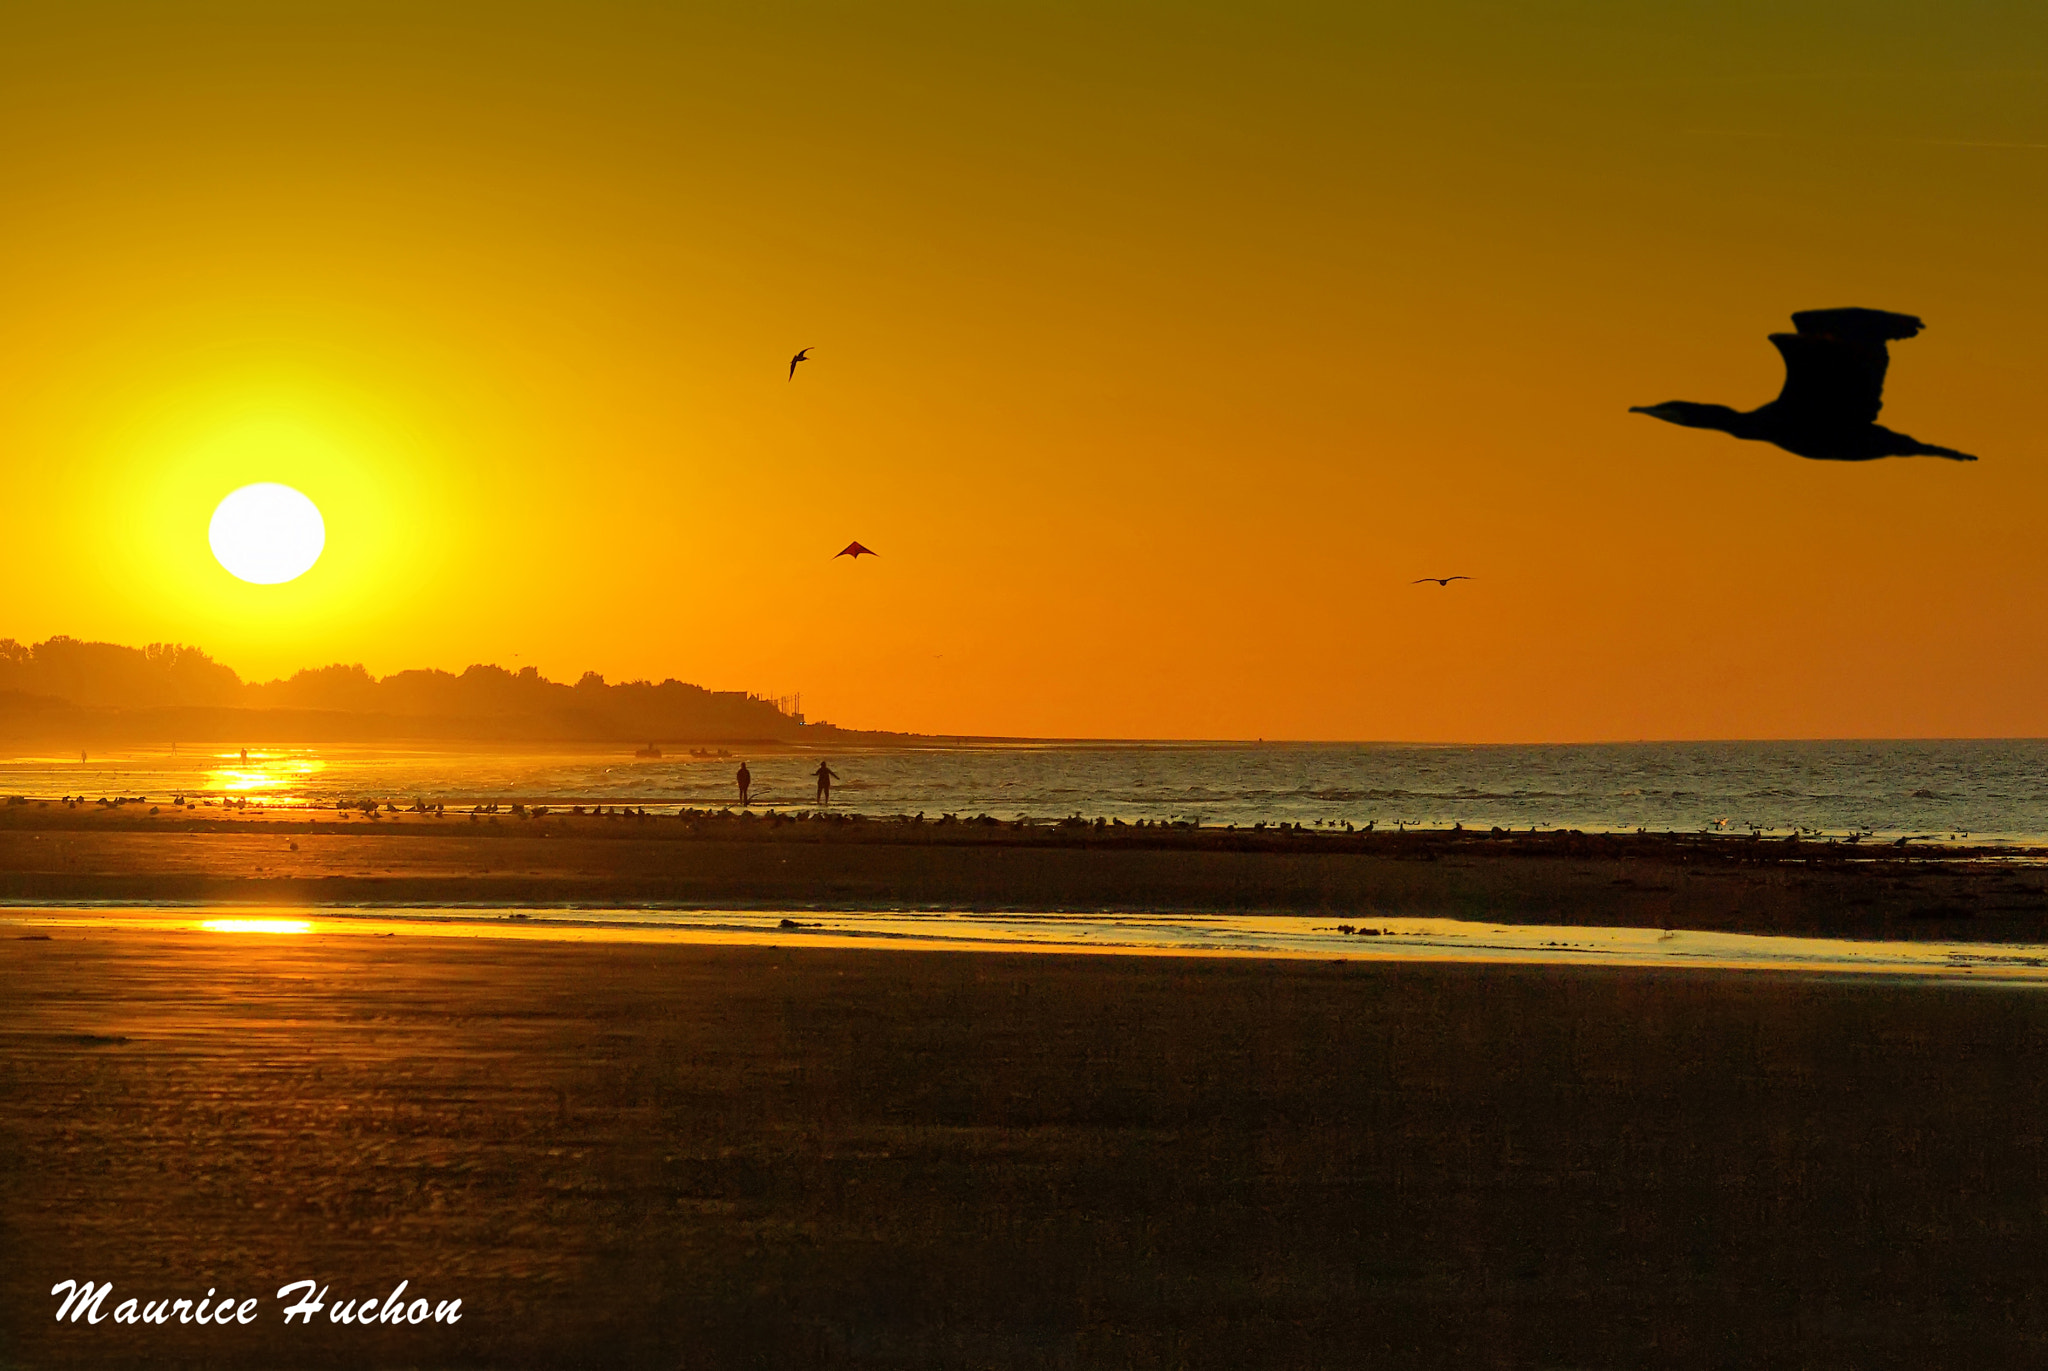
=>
[814,760,838,805]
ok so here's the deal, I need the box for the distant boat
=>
[635,743,663,759]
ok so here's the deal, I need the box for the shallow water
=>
[5,738,2047,840]
[9,906,2048,984]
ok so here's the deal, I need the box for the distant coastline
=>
[0,634,886,747]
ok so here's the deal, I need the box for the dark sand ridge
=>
[1,805,2045,940]
[7,930,2048,1368]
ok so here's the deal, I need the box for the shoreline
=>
[2,806,2046,942]
[11,904,2048,983]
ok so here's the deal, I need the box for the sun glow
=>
[209,483,326,584]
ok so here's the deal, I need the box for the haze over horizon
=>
[2,3,2044,742]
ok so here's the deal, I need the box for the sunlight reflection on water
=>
[207,751,326,800]
[10,908,2048,984]
[197,918,313,934]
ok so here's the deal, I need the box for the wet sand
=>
[7,928,2048,1368]
[1,806,2044,940]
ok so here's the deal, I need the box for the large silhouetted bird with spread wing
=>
[1630,309,1975,462]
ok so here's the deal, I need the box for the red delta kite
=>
[835,542,877,559]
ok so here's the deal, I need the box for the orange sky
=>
[1,3,2044,740]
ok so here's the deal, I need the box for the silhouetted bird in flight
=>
[788,347,811,380]
[835,542,877,559]
[1631,308,1975,462]
[1412,576,1471,587]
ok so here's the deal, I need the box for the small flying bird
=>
[1412,576,1472,587]
[788,347,812,380]
[1631,308,1976,461]
[835,541,877,559]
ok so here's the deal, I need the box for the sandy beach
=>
[5,926,2048,1369]
[1,804,2044,940]
[7,808,2048,1367]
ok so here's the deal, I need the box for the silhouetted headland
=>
[1632,308,1976,461]
[0,635,884,747]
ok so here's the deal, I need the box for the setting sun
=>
[208,483,325,585]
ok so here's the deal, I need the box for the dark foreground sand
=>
[6,929,2048,1368]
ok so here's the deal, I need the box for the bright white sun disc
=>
[209,483,325,584]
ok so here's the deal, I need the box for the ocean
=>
[4,739,2047,842]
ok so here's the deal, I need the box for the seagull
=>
[788,347,812,380]
[1631,308,1975,461]
[835,541,877,559]
[1412,576,1472,587]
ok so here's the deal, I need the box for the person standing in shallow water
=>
[735,761,751,807]
[814,760,839,805]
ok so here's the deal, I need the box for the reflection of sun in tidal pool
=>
[207,750,325,804]
[209,483,325,584]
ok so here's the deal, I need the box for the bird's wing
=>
[1410,578,1438,584]
[1791,308,1922,345]
[1768,330,1890,426]
[1769,309,1924,427]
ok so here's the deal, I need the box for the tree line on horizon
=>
[0,636,829,744]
